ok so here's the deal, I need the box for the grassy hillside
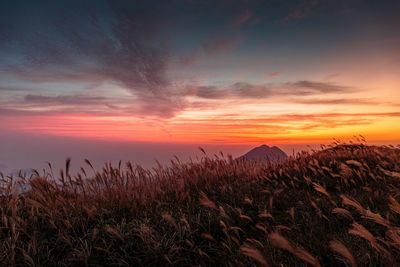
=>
[1,143,400,266]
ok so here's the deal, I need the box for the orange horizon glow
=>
[2,109,399,145]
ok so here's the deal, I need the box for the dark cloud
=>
[231,82,272,98]
[183,83,270,99]
[184,85,222,99]
[0,1,177,116]
[184,80,352,99]
[126,94,185,118]
[286,80,351,93]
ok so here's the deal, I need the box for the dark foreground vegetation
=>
[1,143,400,266]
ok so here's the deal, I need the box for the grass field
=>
[1,143,400,266]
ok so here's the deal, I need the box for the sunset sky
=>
[1,0,399,172]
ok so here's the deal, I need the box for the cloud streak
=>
[282,0,320,23]
[0,92,186,119]
[232,9,253,26]
[24,94,107,105]
[184,80,353,99]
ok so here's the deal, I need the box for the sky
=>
[0,0,399,173]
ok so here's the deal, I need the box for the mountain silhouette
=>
[238,144,288,162]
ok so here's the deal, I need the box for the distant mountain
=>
[238,144,288,162]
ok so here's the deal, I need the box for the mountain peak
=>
[238,145,288,162]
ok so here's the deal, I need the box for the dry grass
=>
[0,143,400,266]
[240,245,269,267]
[268,232,320,267]
[329,240,357,267]
[348,222,387,255]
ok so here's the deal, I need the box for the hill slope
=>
[1,144,400,266]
